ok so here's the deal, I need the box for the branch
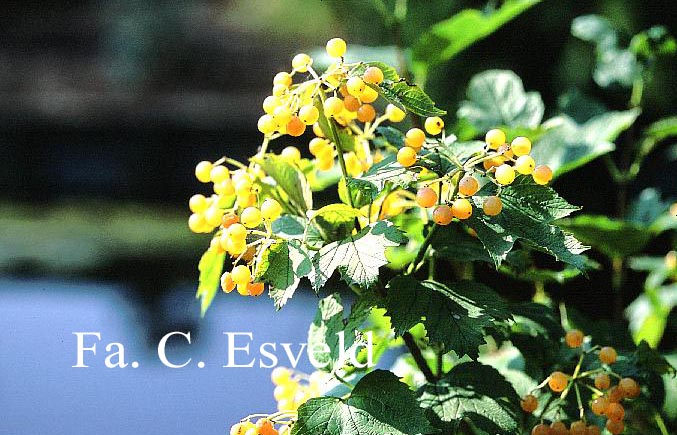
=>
[403,331,436,383]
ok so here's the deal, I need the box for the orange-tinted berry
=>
[599,346,617,364]
[433,205,453,225]
[247,282,265,297]
[565,329,584,348]
[286,116,306,137]
[606,386,624,403]
[482,196,503,216]
[532,423,551,435]
[221,272,236,293]
[605,420,624,435]
[570,421,586,435]
[416,187,438,208]
[458,175,479,196]
[550,421,569,435]
[618,378,639,398]
[221,213,239,228]
[594,374,611,390]
[591,396,609,415]
[363,66,384,84]
[520,394,538,413]
[343,95,360,112]
[606,402,625,422]
[549,371,568,393]
[357,104,376,123]
[533,165,553,185]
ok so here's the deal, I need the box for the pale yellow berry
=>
[281,146,301,163]
[261,198,282,221]
[424,117,444,135]
[346,77,366,97]
[273,72,292,87]
[240,207,263,228]
[209,165,229,184]
[326,38,347,58]
[258,114,277,135]
[298,104,320,125]
[495,164,516,185]
[195,161,213,183]
[189,194,208,213]
[485,129,506,150]
[511,136,532,156]
[292,53,312,72]
[385,104,406,122]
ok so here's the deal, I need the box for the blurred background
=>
[1,0,676,433]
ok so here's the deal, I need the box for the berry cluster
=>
[189,161,283,296]
[257,38,409,177]
[408,128,552,225]
[521,330,639,435]
[228,368,328,435]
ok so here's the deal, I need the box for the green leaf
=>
[531,110,640,178]
[293,370,435,435]
[412,0,541,70]
[338,177,379,209]
[307,293,366,372]
[634,340,676,376]
[571,15,639,88]
[458,70,544,131]
[418,361,519,435]
[376,79,446,117]
[466,178,587,269]
[645,116,677,142]
[310,220,406,291]
[358,154,416,190]
[349,61,400,82]
[311,203,362,242]
[432,225,493,264]
[256,154,313,212]
[195,249,225,317]
[626,285,677,347]
[557,215,653,258]
[271,215,306,239]
[255,239,313,309]
[375,126,406,148]
[385,276,510,359]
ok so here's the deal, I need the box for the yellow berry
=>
[323,96,344,117]
[273,71,292,87]
[565,329,584,348]
[189,194,209,213]
[326,38,347,58]
[292,53,312,72]
[261,198,282,221]
[346,77,366,97]
[495,164,516,185]
[210,165,229,183]
[195,161,213,183]
[272,84,287,96]
[188,213,207,233]
[397,146,417,167]
[309,138,331,157]
[258,114,277,134]
[532,165,553,185]
[485,129,506,150]
[281,146,301,163]
[204,207,225,227]
[452,198,473,220]
[273,106,293,127]
[483,196,503,216]
[405,128,426,149]
[317,156,334,171]
[240,207,263,228]
[262,95,281,114]
[424,117,444,135]
[511,136,532,156]
[231,265,251,285]
[235,179,252,196]
[385,104,406,122]
[227,223,247,241]
[458,175,479,196]
[271,367,292,384]
[515,155,536,175]
[221,272,236,293]
[360,85,379,103]
[298,104,319,125]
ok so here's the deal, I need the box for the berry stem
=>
[406,223,439,275]
[574,383,585,421]
[402,331,436,383]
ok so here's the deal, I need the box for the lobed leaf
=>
[196,249,226,317]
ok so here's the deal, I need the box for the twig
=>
[403,332,436,383]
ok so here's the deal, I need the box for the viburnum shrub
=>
[188,36,675,435]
